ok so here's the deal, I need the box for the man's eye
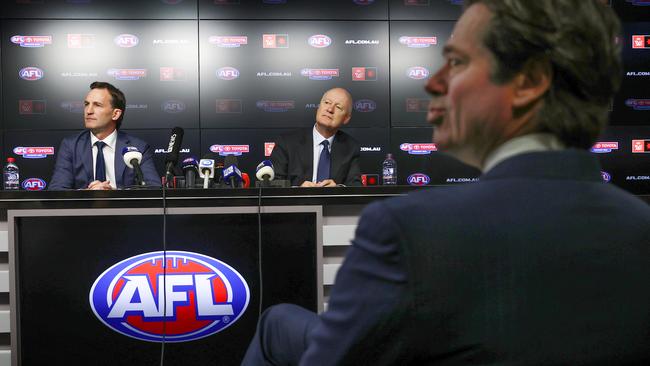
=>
[448,58,462,67]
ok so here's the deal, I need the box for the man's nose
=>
[425,64,448,96]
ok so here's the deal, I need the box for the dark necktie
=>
[316,140,331,182]
[95,141,106,182]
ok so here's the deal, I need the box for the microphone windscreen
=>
[122,146,143,169]
[182,156,199,170]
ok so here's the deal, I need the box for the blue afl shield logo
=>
[89,251,250,342]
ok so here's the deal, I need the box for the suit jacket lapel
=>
[81,131,94,183]
[115,132,128,187]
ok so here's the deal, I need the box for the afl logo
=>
[407,173,430,186]
[601,171,611,183]
[308,35,332,48]
[407,66,429,80]
[22,178,47,191]
[217,67,240,80]
[19,67,43,81]
[89,251,250,342]
[354,99,376,112]
[114,34,139,48]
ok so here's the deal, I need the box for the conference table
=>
[0,186,416,366]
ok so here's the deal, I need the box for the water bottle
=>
[3,157,20,190]
[382,153,397,185]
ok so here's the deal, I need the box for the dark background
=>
[1,0,649,191]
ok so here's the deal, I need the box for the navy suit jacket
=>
[299,150,650,365]
[49,130,161,190]
[271,129,361,186]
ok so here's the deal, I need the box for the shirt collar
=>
[483,133,566,173]
[312,124,335,148]
[90,129,118,151]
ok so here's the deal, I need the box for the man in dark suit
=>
[242,1,650,365]
[271,87,361,187]
[49,82,161,190]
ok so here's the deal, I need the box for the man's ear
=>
[112,108,123,121]
[342,114,351,125]
[512,58,552,108]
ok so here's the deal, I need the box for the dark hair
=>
[464,0,622,149]
[89,81,126,129]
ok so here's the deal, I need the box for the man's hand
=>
[300,180,318,187]
[316,179,337,187]
[87,180,113,190]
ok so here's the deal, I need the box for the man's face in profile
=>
[425,3,517,167]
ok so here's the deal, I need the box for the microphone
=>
[222,156,242,188]
[241,173,251,188]
[122,146,145,186]
[164,127,184,185]
[255,160,275,186]
[198,158,215,189]
[181,156,199,189]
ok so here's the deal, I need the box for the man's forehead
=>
[86,88,110,101]
[444,3,492,54]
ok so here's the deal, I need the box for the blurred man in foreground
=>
[243,1,650,364]
[49,82,161,190]
[271,87,361,187]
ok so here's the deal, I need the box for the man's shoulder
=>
[117,130,149,147]
[277,128,311,145]
[60,130,89,146]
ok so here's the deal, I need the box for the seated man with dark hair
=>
[271,87,361,187]
[242,1,650,365]
[49,81,161,190]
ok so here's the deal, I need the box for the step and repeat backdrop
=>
[1,0,649,192]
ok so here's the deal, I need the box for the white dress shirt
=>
[90,129,117,189]
[311,125,336,182]
[482,133,566,173]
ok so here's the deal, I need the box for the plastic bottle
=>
[3,157,20,190]
[382,153,397,185]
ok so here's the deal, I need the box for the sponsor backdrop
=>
[1,0,649,192]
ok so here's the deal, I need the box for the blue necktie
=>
[316,140,331,182]
[95,141,106,182]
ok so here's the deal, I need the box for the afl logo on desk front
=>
[89,251,250,342]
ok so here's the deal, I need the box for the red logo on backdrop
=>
[216,99,243,113]
[406,98,429,112]
[632,139,650,153]
[399,36,437,48]
[264,142,276,157]
[160,67,187,81]
[67,34,95,48]
[352,67,377,81]
[11,35,52,47]
[632,35,650,49]
[19,100,47,114]
[209,35,248,48]
[263,34,289,48]
[13,146,55,159]
[400,143,438,155]
[210,145,250,156]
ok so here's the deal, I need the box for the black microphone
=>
[122,146,145,186]
[164,127,184,185]
[222,155,242,188]
[181,156,199,189]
